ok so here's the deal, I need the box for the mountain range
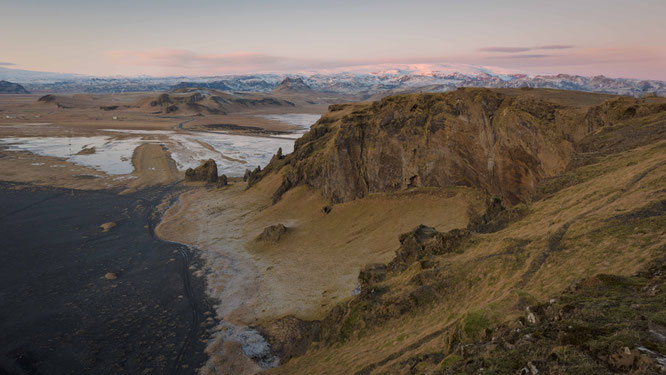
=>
[1,64,664,97]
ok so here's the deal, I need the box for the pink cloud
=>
[108,49,282,71]
[106,47,666,81]
[479,45,574,53]
[108,48,380,75]
[475,47,666,80]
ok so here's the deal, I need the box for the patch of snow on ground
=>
[168,133,293,176]
[0,136,146,175]
[1,125,301,177]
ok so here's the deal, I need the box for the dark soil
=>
[0,182,216,375]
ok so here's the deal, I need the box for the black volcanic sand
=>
[0,182,216,375]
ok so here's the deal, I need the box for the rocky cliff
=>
[255,88,666,205]
[264,87,666,374]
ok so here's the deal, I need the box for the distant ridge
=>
[0,80,30,94]
[1,64,664,97]
[271,77,313,94]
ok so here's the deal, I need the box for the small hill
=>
[271,77,313,94]
[0,80,30,94]
[138,88,295,115]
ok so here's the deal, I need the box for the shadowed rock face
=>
[258,88,666,205]
[185,159,218,183]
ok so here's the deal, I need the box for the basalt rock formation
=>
[256,88,666,205]
[185,159,218,183]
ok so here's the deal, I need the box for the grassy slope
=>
[265,111,666,374]
[245,185,486,320]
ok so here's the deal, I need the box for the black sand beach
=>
[0,182,215,374]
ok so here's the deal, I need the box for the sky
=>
[2,0,665,80]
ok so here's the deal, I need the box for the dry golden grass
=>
[266,140,666,375]
[156,173,486,325]
[0,92,332,133]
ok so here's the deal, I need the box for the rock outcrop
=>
[185,159,218,183]
[389,225,470,271]
[38,94,56,103]
[216,174,228,188]
[255,88,666,205]
[257,224,287,243]
[0,80,30,94]
[76,146,96,155]
[358,263,387,288]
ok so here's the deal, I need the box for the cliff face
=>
[259,88,666,205]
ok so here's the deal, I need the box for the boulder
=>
[100,222,116,232]
[389,225,470,270]
[217,174,228,188]
[185,159,218,183]
[257,224,287,243]
[76,146,96,155]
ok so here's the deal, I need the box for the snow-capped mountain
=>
[1,64,664,97]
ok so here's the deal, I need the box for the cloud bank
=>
[108,49,362,75]
[105,46,666,81]
[478,45,574,53]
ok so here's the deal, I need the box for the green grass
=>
[463,310,490,339]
